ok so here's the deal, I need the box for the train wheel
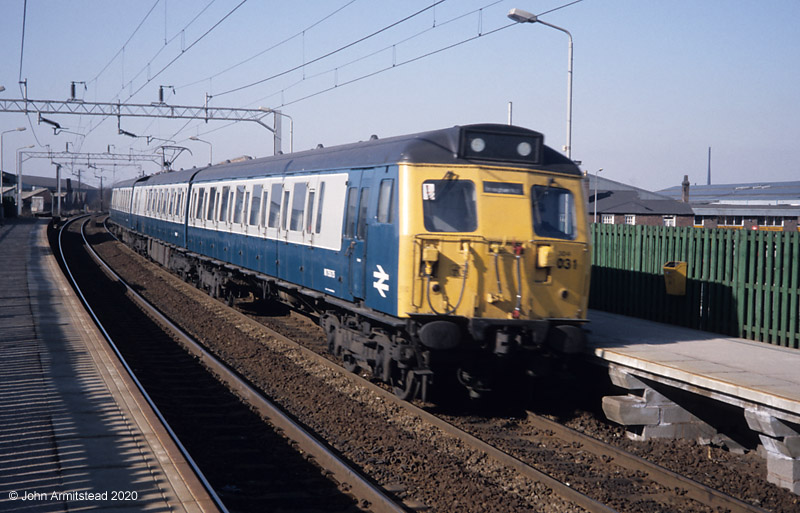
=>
[323,316,341,355]
[392,368,419,401]
[343,353,359,374]
[372,334,392,382]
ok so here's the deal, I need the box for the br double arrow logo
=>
[372,265,390,298]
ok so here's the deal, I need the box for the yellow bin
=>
[663,261,687,296]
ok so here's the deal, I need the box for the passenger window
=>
[290,183,307,231]
[268,184,282,228]
[315,182,325,234]
[281,190,290,230]
[196,189,205,219]
[357,188,369,239]
[260,190,269,227]
[233,185,245,224]
[422,179,477,232]
[249,185,262,226]
[306,191,316,233]
[344,187,358,238]
[220,186,230,222]
[377,179,393,223]
[206,187,217,221]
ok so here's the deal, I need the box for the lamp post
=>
[593,168,603,223]
[17,144,35,216]
[507,8,573,160]
[1,127,27,221]
[189,136,213,166]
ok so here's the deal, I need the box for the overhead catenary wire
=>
[124,0,250,102]
[17,0,45,147]
[164,0,579,145]
[18,0,28,86]
[171,20,513,144]
[248,0,504,108]
[69,0,584,161]
[178,0,360,91]
[90,0,161,85]
[214,0,447,98]
[79,0,245,142]
[282,22,514,108]
[164,0,491,143]
[113,0,219,102]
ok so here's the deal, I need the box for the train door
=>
[266,179,285,278]
[363,168,398,314]
[342,169,372,299]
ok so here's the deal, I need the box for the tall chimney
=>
[681,175,690,203]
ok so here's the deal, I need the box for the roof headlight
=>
[517,141,533,157]
[470,137,486,153]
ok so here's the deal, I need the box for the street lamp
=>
[189,136,213,165]
[507,8,573,160]
[17,144,35,216]
[1,127,27,220]
[593,168,603,223]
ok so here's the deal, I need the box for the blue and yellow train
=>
[110,124,591,400]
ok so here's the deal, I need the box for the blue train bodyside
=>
[111,160,401,317]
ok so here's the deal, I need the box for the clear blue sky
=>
[1,0,798,191]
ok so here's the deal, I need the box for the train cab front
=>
[399,125,591,398]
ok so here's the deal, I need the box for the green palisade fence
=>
[590,225,800,349]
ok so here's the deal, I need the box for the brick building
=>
[586,174,694,226]
[659,179,800,232]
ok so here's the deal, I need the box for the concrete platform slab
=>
[588,309,800,420]
[0,219,219,513]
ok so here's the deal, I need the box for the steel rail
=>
[89,218,407,513]
[57,216,228,513]
[524,411,771,513]
[102,217,617,513]
[99,217,779,513]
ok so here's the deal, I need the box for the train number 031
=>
[556,258,578,270]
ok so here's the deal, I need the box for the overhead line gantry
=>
[0,97,288,154]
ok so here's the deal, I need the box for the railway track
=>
[55,216,405,513]
[76,215,790,512]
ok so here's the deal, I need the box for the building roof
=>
[22,188,50,200]
[659,180,800,206]
[22,174,96,191]
[588,175,694,216]
[658,180,800,217]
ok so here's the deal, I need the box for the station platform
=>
[0,219,220,512]
[587,309,800,493]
